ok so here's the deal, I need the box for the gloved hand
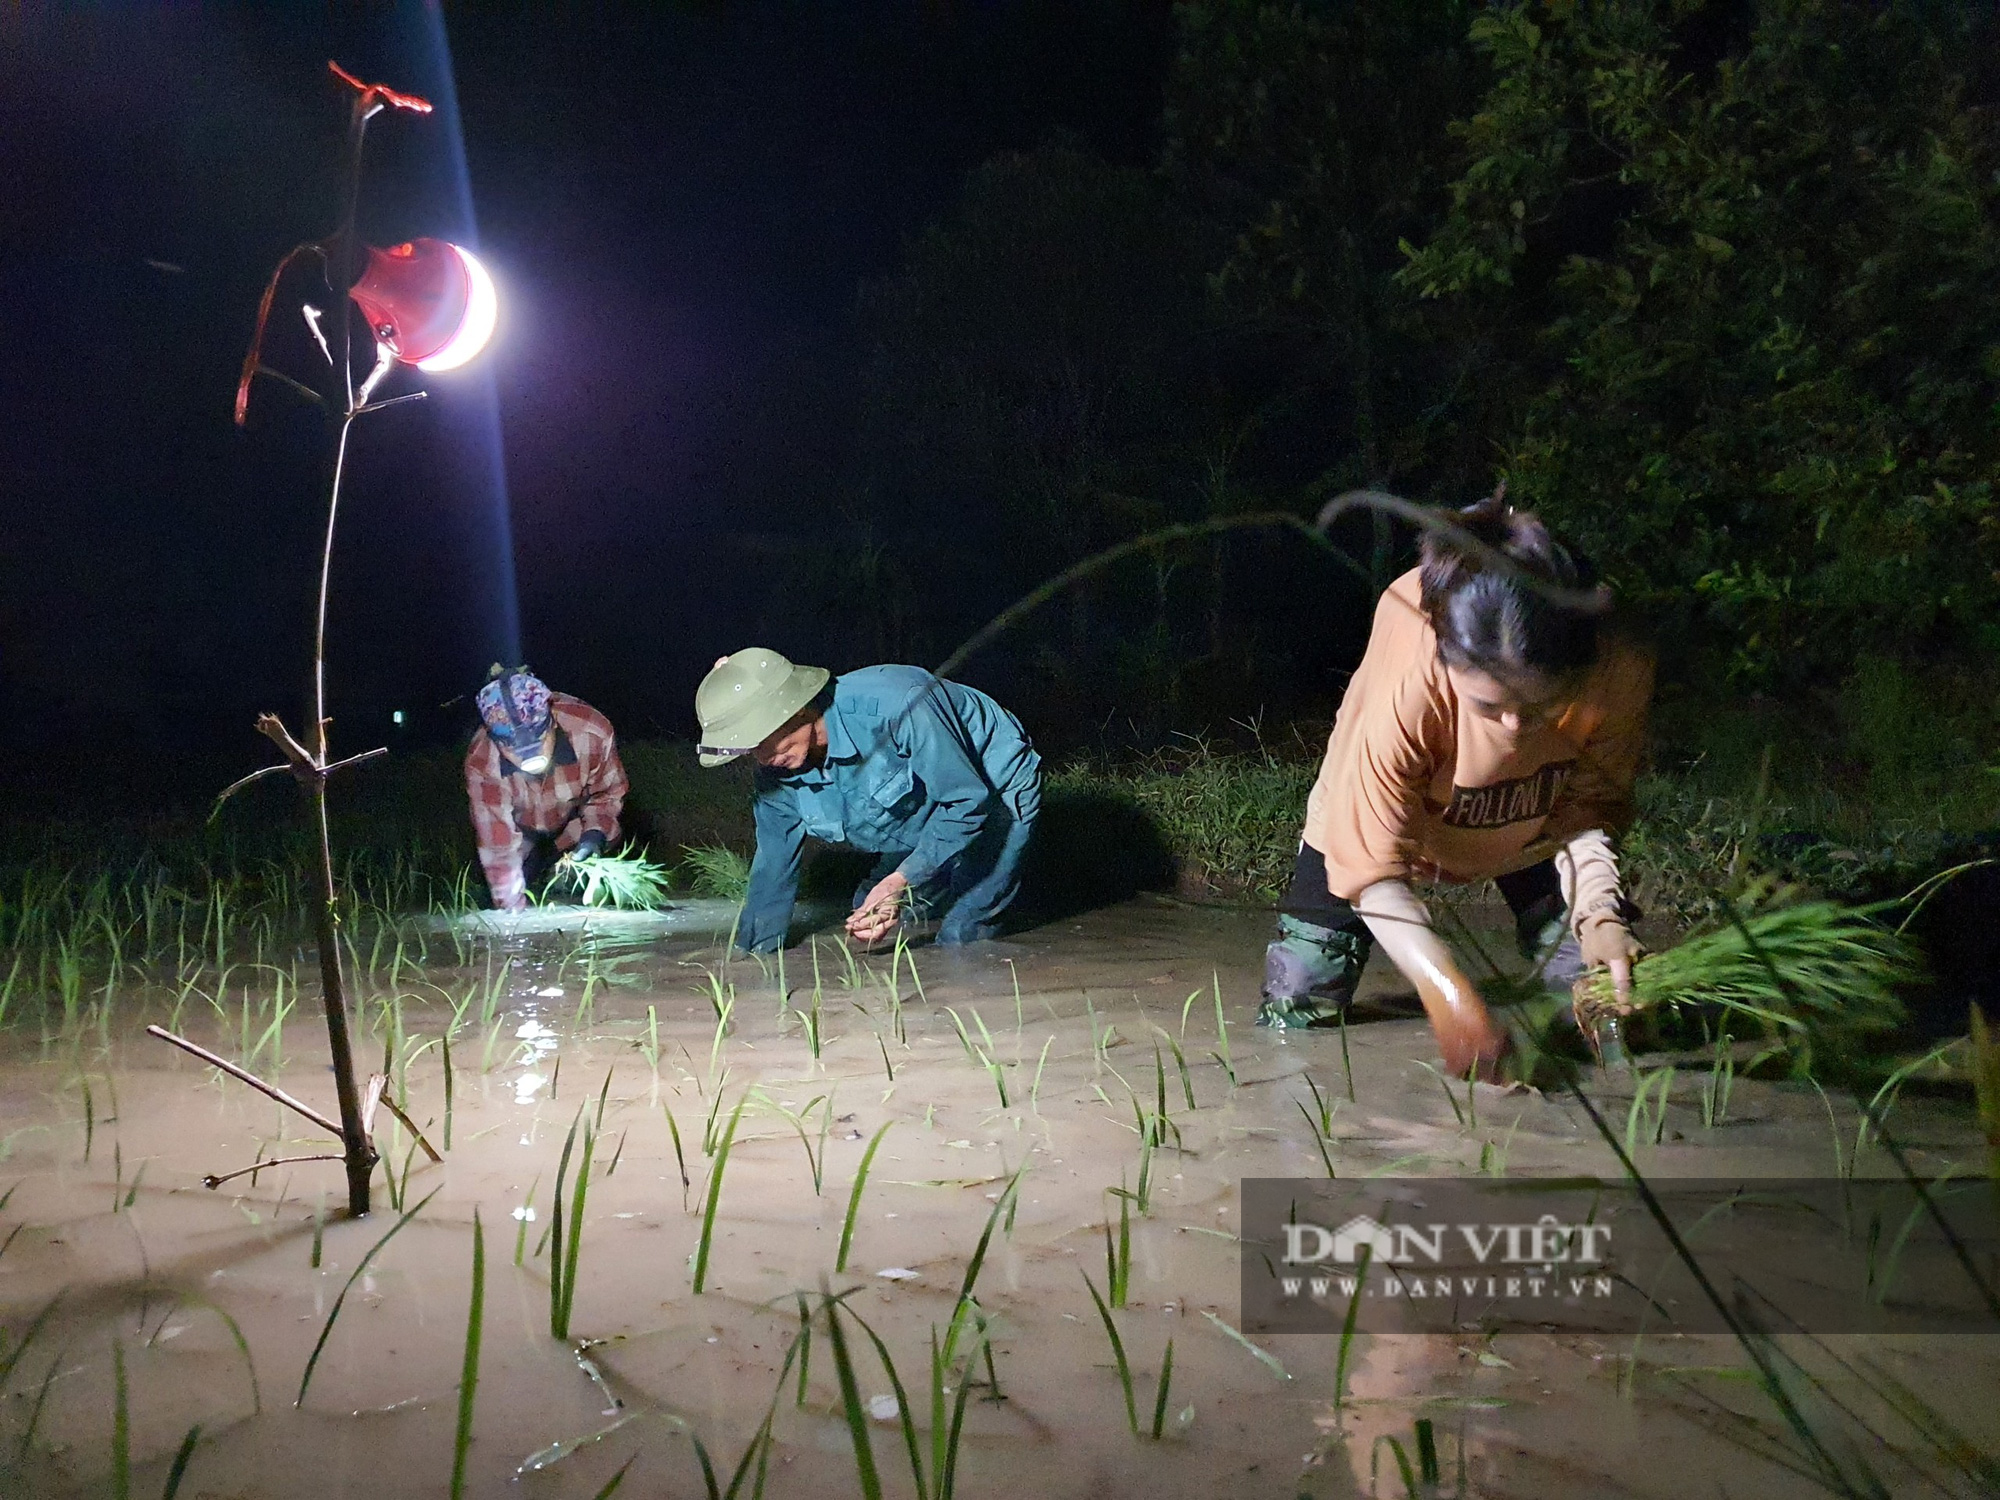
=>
[571,830,607,862]
[1579,918,1642,1010]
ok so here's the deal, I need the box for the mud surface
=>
[0,896,1992,1497]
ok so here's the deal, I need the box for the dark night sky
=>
[0,3,1171,806]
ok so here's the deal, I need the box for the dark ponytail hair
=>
[1418,491,1606,690]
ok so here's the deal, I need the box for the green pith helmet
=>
[695,648,831,768]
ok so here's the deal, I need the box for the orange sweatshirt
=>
[1304,569,1653,905]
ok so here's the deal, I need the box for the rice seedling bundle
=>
[551,848,672,910]
[1573,891,1911,1041]
[677,844,752,903]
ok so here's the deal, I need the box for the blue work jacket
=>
[737,666,1042,952]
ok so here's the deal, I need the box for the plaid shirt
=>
[464,694,628,909]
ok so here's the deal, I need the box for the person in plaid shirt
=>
[464,666,629,910]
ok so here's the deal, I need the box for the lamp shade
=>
[347,238,498,372]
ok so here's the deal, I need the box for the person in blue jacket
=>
[695,649,1042,953]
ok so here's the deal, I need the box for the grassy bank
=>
[11,705,1993,924]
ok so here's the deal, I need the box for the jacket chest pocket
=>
[865,766,922,819]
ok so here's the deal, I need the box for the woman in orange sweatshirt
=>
[1258,495,1652,1076]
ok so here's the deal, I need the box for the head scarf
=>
[477,665,552,747]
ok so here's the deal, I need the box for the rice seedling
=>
[1158,1029,1196,1112]
[1573,888,1912,1055]
[834,935,864,989]
[1296,1081,1339,1180]
[513,1177,540,1266]
[820,1291,888,1499]
[1414,1060,1468,1130]
[1333,1240,1373,1412]
[945,1006,1009,1108]
[1856,1038,1961,1159]
[877,1034,896,1084]
[1103,1182,1132,1307]
[441,1036,455,1152]
[0,1294,63,1419]
[708,992,736,1083]
[1624,1067,1676,1155]
[641,1005,661,1074]
[0,951,23,1030]
[162,1424,202,1500]
[1030,1035,1052,1111]
[1081,1270,1140,1433]
[1200,1309,1290,1381]
[1370,1417,1444,1498]
[795,995,824,1061]
[549,1110,596,1340]
[551,847,673,909]
[678,843,752,903]
[662,1105,691,1210]
[1479,1112,1524,1177]
[575,1458,635,1499]
[769,1092,832,1194]
[701,1082,734,1157]
[297,1188,440,1406]
[885,929,925,1004]
[595,1067,615,1132]
[822,1290,985,1500]
[450,1209,485,1500]
[692,1095,747,1293]
[1699,1028,1736,1128]
[112,1337,130,1500]
[837,1121,893,1272]
[1210,973,1235,1087]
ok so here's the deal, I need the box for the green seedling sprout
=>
[1624,1066,1676,1155]
[1103,1180,1132,1307]
[297,1188,440,1406]
[161,1424,203,1500]
[1160,1030,1196,1111]
[449,1209,485,1500]
[662,1105,691,1210]
[693,1095,747,1293]
[1149,1338,1176,1440]
[837,1121,894,1272]
[513,1176,539,1266]
[1030,1035,1052,1112]
[1200,1309,1289,1381]
[112,1337,130,1500]
[1208,974,1235,1086]
[549,1110,595,1340]
[1701,1027,1735,1128]
[1082,1270,1138,1433]
[1414,1060,1466,1129]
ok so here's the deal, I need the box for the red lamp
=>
[346,237,499,372]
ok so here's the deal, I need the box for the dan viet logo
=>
[1276,1213,1616,1304]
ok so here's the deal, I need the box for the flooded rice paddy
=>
[0,894,1993,1497]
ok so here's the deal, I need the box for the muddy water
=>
[0,895,1993,1498]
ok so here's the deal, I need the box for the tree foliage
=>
[1400,0,2000,683]
[845,0,2000,730]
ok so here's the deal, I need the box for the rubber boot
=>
[1516,902,1586,996]
[1255,915,1367,1029]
